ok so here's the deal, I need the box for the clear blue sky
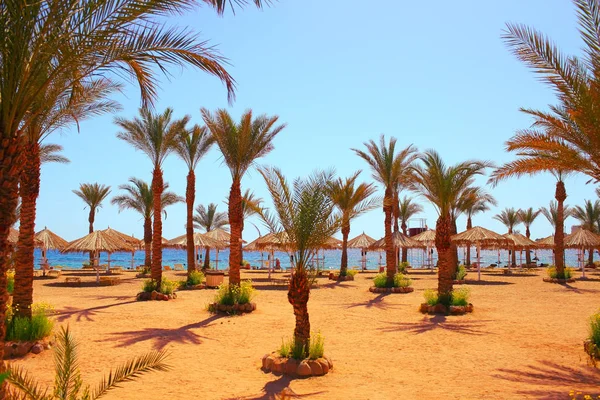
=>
[37,0,594,243]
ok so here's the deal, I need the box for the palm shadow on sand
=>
[378,315,493,335]
[493,360,600,398]
[341,293,408,311]
[55,300,137,322]
[107,314,224,350]
[226,375,327,400]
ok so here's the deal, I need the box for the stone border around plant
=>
[584,339,600,363]
[262,352,333,377]
[453,280,466,285]
[208,302,257,314]
[369,286,414,294]
[135,273,151,279]
[419,303,474,315]
[3,339,52,359]
[543,277,576,283]
[136,291,177,301]
[178,284,205,290]
[328,273,354,281]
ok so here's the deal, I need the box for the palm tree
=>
[457,188,496,265]
[541,200,573,228]
[0,0,260,375]
[353,136,418,286]
[572,199,600,265]
[112,178,182,268]
[259,167,340,354]
[411,150,491,304]
[116,108,188,286]
[174,125,213,277]
[193,203,229,270]
[518,207,542,265]
[328,171,378,276]
[398,196,423,263]
[73,183,112,263]
[494,207,521,266]
[201,108,286,285]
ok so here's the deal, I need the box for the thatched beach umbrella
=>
[502,233,539,268]
[563,229,600,278]
[166,232,222,269]
[103,228,141,269]
[370,232,424,271]
[204,228,236,270]
[35,227,68,267]
[246,232,293,278]
[412,229,436,269]
[347,232,376,270]
[62,230,135,282]
[452,226,511,280]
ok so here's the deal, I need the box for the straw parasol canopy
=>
[564,229,600,249]
[35,227,68,251]
[451,226,511,248]
[502,233,539,250]
[62,230,135,254]
[166,232,221,248]
[251,232,293,251]
[370,231,424,250]
[347,232,376,249]
[204,228,230,242]
[536,235,556,249]
[321,236,342,249]
[102,227,140,249]
[412,229,436,246]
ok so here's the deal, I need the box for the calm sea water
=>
[34,247,586,270]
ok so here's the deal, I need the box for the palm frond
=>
[40,143,70,164]
[7,364,51,400]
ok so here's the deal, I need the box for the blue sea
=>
[33,247,587,270]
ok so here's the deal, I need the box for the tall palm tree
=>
[0,0,258,375]
[328,171,378,276]
[411,150,491,304]
[572,199,600,265]
[541,200,573,228]
[457,188,496,265]
[201,108,286,285]
[13,145,69,318]
[112,178,182,268]
[194,203,229,269]
[259,167,340,354]
[518,207,542,265]
[73,183,112,246]
[116,108,188,286]
[353,136,418,286]
[397,196,423,263]
[494,207,521,266]
[174,125,213,276]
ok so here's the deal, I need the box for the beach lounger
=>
[163,265,172,271]
[173,264,185,271]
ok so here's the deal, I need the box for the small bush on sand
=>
[424,289,438,306]
[308,332,325,360]
[398,262,410,274]
[590,310,600,348]
[7,326,169,399]
[393,273,412,288]
[346,269,358,278]
[213,281,255,306]
[373,273,388,288]
[7,270,14,294]
[374,272,412,288]
[278,338,291,358]
[455,265,467,280]
[5,303,54,342]
[142,279,157,293]
[451,287,471,306]
[547,266,573,279]
[186,270,204,286]
[142,278,178,294]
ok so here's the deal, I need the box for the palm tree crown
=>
[111,179,181,220]
[174,125,214,171]
[518,207,541,238]
[73,183,112,217]
[398,197,423,231]
[541,201,573,228]
[194,204,229,232]
[572,200,600,232]
[493,207,521,234]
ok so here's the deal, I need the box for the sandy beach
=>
[6,268,599,400]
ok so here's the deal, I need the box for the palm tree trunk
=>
[0,135,24,387]
[555,180,567,277]
[228,179,243,285]
[203,247,210,270]
[185,170,196,277]
[143,217,152,267]
[525,226,531,265]
[383,189,396,286]
[88,208,95,262]
[288,266,310,357]
[14,144,40,318]
[466,216,472,266]
[340,219,350,276]
[436,212,454,303]
[401,222,408,263]
[588,249,594,267]
[393,191,400,233]
[451,218,459,276]
[151,167,164,285]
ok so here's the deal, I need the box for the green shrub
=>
[278,338,291,358]
[590,310,600,347]
[451,287,471,306]
[160,278,178,295]
[423,289,438,306]
[547,266,573,279]
[7,270,14,294]
[5,303,54,341]
[290,339,305,360]
[455,265,467,280]
[186,270,204,286]
[308,332,325,360]
[373,273,388,288]
[142,279,157,293]
[346,269,358,277]
[398,262,410,274]
[393,273,412,288]
[213,281,255,306]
